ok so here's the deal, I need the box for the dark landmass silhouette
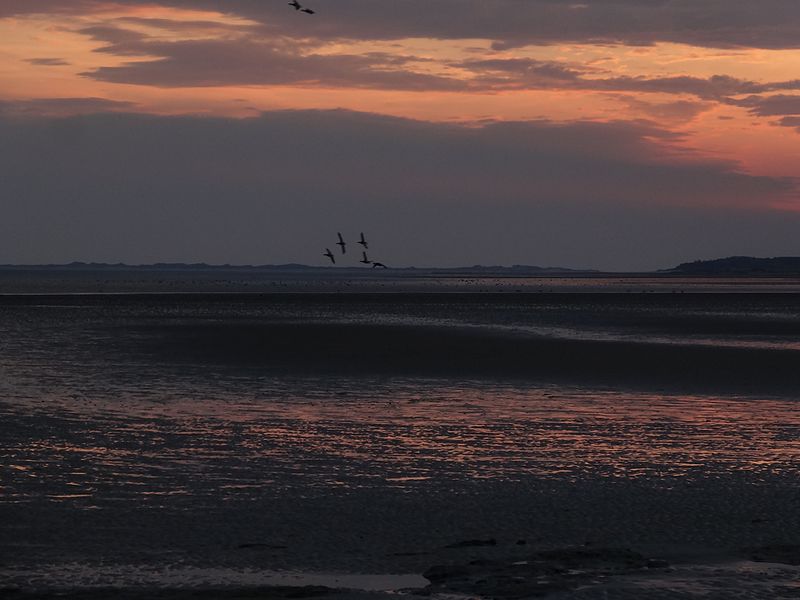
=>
[0,262,596,274]
[666,256,800,275]
[1,257,799,275]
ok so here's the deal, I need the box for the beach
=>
[2,274,800,598]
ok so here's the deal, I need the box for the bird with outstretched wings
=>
[289,0,314,13]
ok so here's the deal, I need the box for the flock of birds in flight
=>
[291,2,389,269]
[292,1,386,269]
[324,233,388,268]
[291,1,389,269]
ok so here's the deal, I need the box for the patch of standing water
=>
[0,563,429,591]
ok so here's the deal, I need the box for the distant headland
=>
[665,256,800,275]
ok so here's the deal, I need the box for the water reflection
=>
[2,294,800,509]
[3,379,800,508]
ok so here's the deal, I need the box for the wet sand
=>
[4,475,800,596]
[4,478,800,598]
[2,267,800,295]
[2,288,800,598]
[134,318,800,396]
[10,290,793,396]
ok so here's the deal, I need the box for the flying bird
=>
[372,262,388,269]
[336,232,346,254]
[358,232,368,249]
[323,248,335,264]
[288,0,315,13]
[360,251,371,265]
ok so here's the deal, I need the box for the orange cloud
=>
[1,1,799,199]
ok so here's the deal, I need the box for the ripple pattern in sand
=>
[3,379,800,507]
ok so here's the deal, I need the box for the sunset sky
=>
[1,0,799,269]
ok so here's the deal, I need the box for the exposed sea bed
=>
[2,281,800,597]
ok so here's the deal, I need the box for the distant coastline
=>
[2,256,800,275]
[0,262,596,275]
[664,256,800,275]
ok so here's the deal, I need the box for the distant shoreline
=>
[0,262,598,276]
[2,255,799,276]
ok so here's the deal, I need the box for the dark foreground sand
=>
[4,548,800,599]
[4,477,800,599]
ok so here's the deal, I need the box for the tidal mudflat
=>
[2,278,800,598]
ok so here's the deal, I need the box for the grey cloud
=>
[778,116,800,131]
[77,26,800,99]
[726,94,800,133]
[0,0,95,17]
[461,59,798,99]
[462,58,586,83]
[0,97,138,117]
[613,96,713,122]
[26,57,70,66]
[5,1,800,50]
[80,28,465,90]
[78,25,155,56]
[0,109,797,270]
[589,75,773,100]
[732,94,800,117]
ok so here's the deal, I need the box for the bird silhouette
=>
[372,262,388,269]
[360,251,371,265]
[336,232,346,254]
[288,0,315,13]
[323,248,335,264]
[358,232,368,249]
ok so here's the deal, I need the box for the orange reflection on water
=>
[3,381,800,507]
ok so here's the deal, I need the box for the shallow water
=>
[3,292,800,500]
[2,289,800,587]
[4,381,800,508]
